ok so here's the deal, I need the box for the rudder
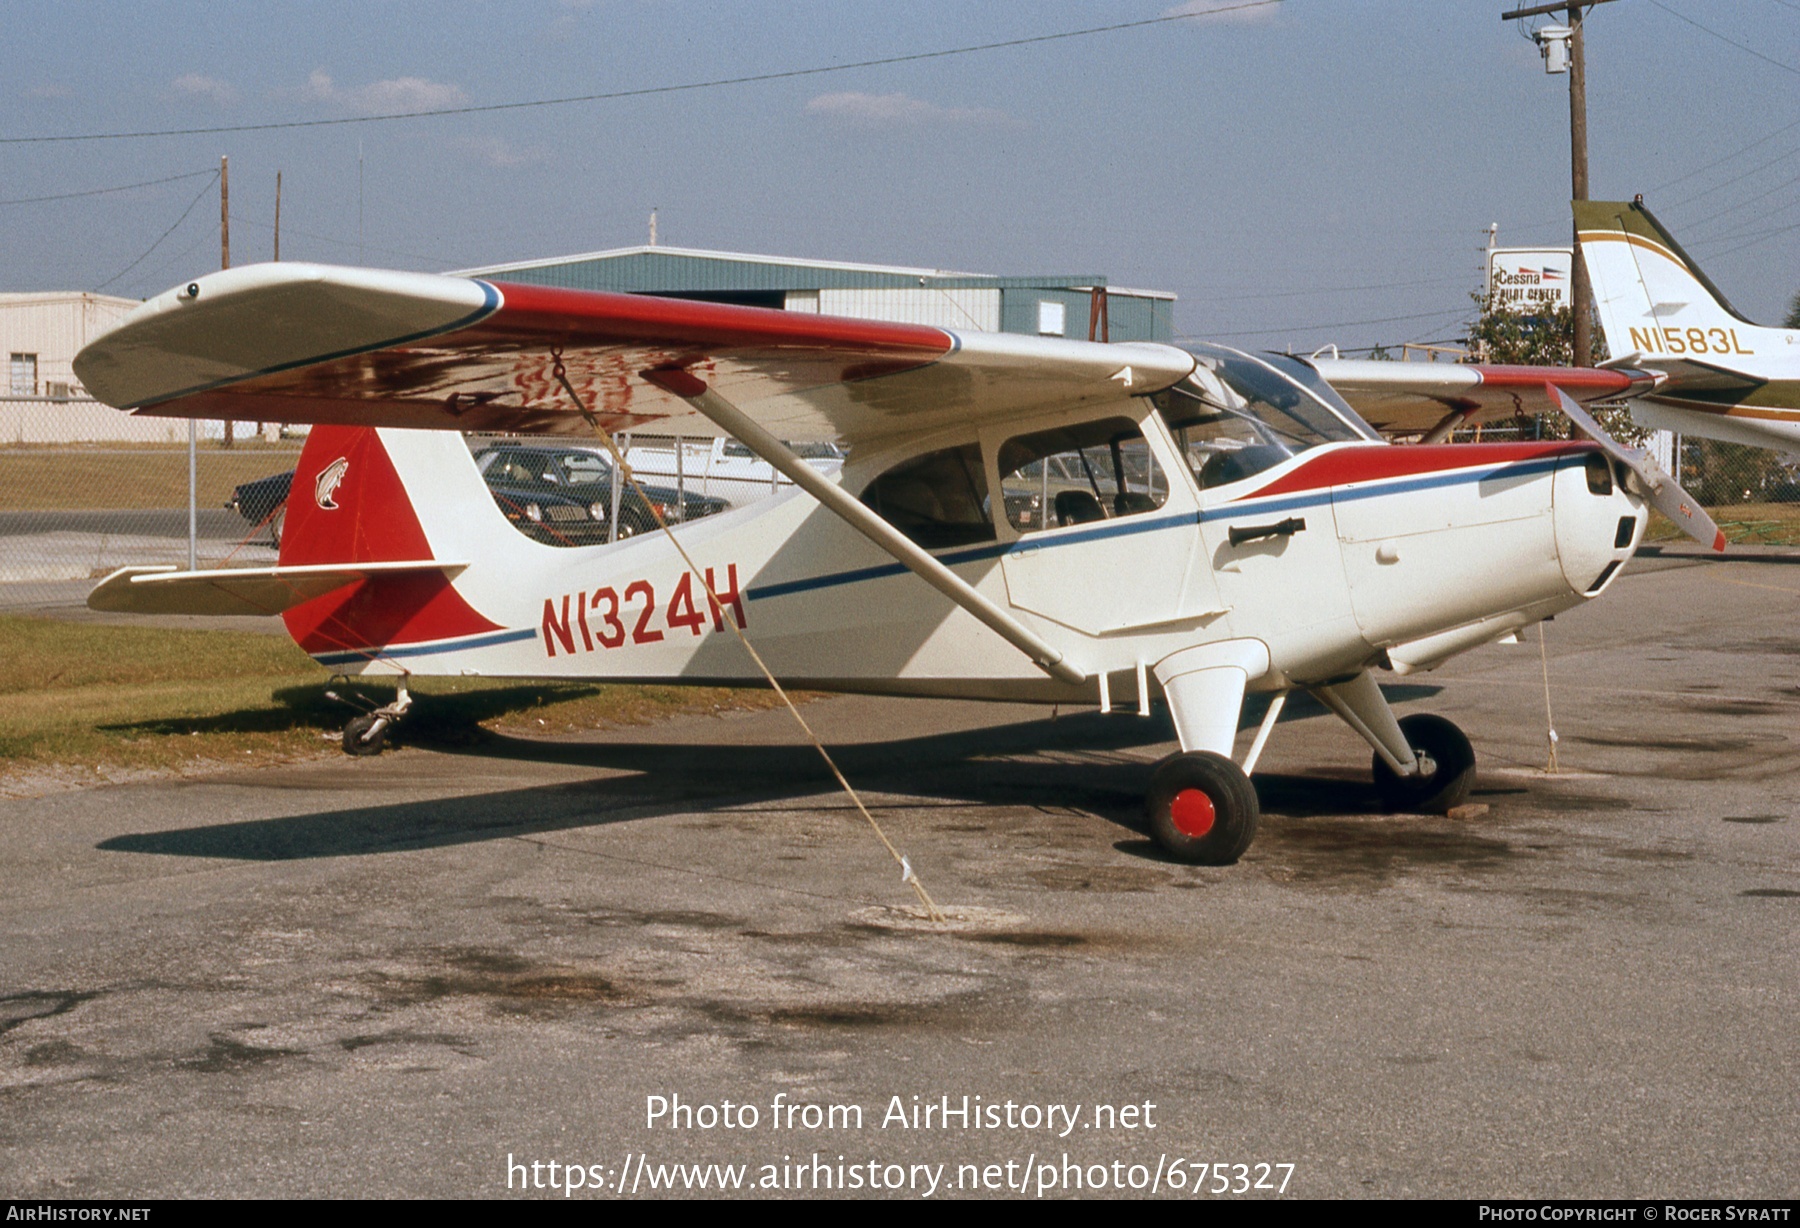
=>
[1575,199,1782,365]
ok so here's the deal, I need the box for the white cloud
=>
[804,91,1011,126]
[301,69,468,116]
[1163,0,1281,22]
[171,73,239,106]
[453,135,547,169]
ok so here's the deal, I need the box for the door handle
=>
[1228,516,1306,547]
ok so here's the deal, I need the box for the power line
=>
[229,212,453,269]
[93,172,219,291]
[1645,0,1800,78]
[1699,214,1800,258]
[117,220,227,296]
[1,2,1285,146]
[1645,118,1800,197]
[1188,275,1469,303]
[1682,168,1800,234]
[1181,306,1472,340]
[0,168,216,206]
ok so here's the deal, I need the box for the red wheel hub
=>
[1169,787,1216,838]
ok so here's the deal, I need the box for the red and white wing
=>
[74,263,1195,444]
[1306,357,1658,437]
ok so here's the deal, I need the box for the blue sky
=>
[4,0,1797,353]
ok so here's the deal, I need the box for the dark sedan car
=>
[226,470,294,546]
[473,443,728,545]
[227,444,728,549]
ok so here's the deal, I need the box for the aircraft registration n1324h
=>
[72,262,1720,865]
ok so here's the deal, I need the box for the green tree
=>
[1465,290,1585,366]
[1464,291,1626,441]
[1784,290,1800,330]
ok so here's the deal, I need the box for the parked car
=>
[226,470,294,546]
[473,443,728,545]
[622,436,845,508]
[226,443,730,550]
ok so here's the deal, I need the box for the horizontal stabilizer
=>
[87,560,466,617]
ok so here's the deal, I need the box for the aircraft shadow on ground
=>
[96,684,1442,862]
[1638,544,1800,567]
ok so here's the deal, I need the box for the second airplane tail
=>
[1574,198,1787,371]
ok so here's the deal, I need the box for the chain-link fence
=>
[0,398,301,610]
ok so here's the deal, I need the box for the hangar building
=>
[456,246,1176,343]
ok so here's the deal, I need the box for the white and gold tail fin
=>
[1575,199,1792,373]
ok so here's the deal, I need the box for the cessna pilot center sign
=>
[1487,247,1572,311]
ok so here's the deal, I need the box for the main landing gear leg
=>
[1144,641,1269,865]
[1307,670,1475,814]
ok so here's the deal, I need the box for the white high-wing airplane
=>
[72,263,1719,865]
[1571,198,1800,457]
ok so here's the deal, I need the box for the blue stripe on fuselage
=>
[745,455,1564,602]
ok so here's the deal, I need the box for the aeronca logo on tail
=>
[314,458,350,510]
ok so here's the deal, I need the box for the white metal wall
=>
[0,293,137,394]
[0,397,191,444]
[812,287,1001,332]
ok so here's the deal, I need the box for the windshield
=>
[1151,344,1372,489]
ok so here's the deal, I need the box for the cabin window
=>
[860,443,995,549]
[996,417,1168,535]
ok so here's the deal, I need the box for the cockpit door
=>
[988,409,1218,637]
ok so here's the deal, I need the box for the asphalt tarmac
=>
[0,544,1795,1199]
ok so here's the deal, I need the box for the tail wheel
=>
[1147,751,1260,865]
[1372,713,1475,814]
[342,714,389,757]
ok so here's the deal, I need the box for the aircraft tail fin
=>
[275,426,507,663]
[1575,199,1784,369]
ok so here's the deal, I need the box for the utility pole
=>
[220,155,233,448]
[1501,0,1616,367]
[1566,3,1591,367]
[273,170,281,262]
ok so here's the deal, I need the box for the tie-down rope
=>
[551,353,944,922]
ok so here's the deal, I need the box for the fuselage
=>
[278,421,1646,706]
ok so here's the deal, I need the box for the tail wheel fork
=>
[331,682,413,756]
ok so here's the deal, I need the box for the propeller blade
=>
[1548,383,1725,553]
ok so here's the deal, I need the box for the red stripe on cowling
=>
[1242,442,1594,501]
[278,425,501,655]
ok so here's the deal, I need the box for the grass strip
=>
[0,614,780,786]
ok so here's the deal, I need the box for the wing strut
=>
[641,367,1086,686]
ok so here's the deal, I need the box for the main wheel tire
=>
[1372,713,1476,814]
[342,714,388,757]
[1146,750,1260,865]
